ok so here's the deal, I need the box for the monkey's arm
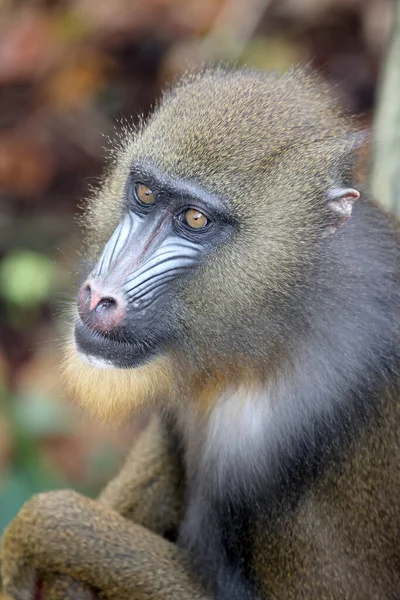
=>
[1,490,211,600]
[1,416,188,599]
[98,414,185,535]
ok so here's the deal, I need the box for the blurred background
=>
[0,0,396,534]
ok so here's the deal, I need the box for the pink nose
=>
[78,280,125,334]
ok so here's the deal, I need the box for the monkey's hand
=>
[1,493,97,600]
[1,490,211,600]
[1,416,186,600]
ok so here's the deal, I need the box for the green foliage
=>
[0,388,72,535]
[13,394,74,438]
[0,250,55,308]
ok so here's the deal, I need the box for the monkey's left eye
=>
[184,209,208,229]
[135,183,155,205]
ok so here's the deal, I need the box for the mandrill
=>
[1,68,399,600]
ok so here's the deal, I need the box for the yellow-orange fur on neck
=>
[63,325,264,424]
[63,338,175,423]
[190,364,263,417]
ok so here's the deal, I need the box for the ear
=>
[324,186,360,235]
[322,130,366,235]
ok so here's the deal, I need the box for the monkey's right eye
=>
[135,183,155,205]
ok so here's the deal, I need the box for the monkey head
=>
[65,69,361,421]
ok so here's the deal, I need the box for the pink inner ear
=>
[326,187,360,218]
[341,189,360,206]
[323,187,361,236]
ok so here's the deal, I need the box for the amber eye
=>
[136,183,155,205]
[184,209,208,229]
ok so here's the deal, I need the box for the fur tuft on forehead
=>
[129,68,352,180]
[84,67,359,257]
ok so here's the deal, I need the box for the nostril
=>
[78,280,125,333]
[95,297,117,312]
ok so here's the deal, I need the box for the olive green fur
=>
[85,68,360,366]
[1,418,202,600]
[2,395,399,599]
[252,388,400,599]
[1,67,399,599]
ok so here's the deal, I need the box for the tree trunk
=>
[371,0,400,214]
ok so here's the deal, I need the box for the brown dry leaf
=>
[0,10,59,83]
[44,53,107,111]
[0,133,53,196]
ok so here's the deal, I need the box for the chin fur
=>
[63,335,175,423]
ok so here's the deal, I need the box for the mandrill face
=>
[74,171,234,370]
[65,68,359,420]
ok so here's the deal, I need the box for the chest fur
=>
[176,387,273,487]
